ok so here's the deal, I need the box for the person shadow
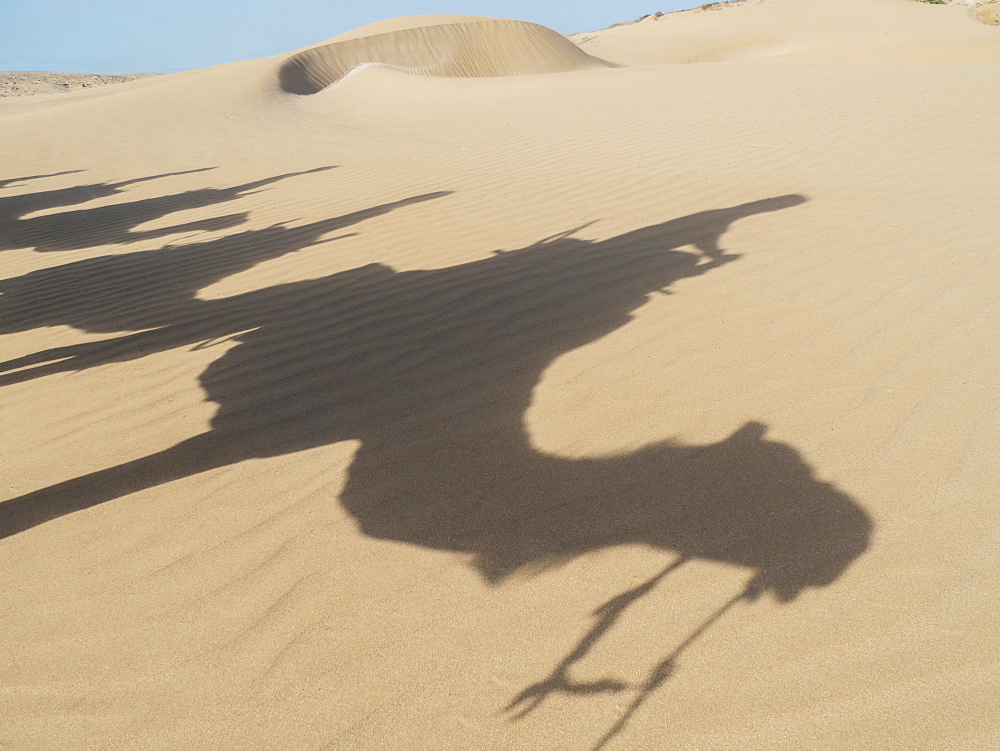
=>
[0,192,871,741]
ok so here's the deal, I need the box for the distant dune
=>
[1,0,998,747]
[571,0,1000,63]
[280,17,612,94]
[0,71,156,98]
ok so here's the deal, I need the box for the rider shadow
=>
[0,192,450,338]
[0,193,871,741]
[0,166,334,253]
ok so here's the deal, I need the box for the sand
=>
[572,0,1000,63]
[1,0,998,746]
[0,72,157,98]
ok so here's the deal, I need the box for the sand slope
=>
[1,0,999,747]
[574,0,1000,64]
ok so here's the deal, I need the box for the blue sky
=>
[1,0,702,74]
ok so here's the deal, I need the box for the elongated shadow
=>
[0,193,872,736]
[0,170,84,191]
[0,166,334,253]
[0,192,451,339]
[0,168,214,225]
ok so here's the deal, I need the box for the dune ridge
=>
[279,18,611,94]
[572,0,1000,64]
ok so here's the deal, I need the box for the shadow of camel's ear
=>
[730,420,768,442]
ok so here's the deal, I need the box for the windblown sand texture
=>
[1,0,998,746]
[573,0,1000,63]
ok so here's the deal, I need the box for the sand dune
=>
[1,0,999,747]
[574,0,1000,64]
[279,18,611,94]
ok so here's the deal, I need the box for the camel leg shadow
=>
[507,557,689,719]
[508,557,755,749]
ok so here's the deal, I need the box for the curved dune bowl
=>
[278,18,612,94]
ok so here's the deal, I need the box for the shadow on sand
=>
[0,190,871,744]
[0,166,334,253]
[0,169,84,191]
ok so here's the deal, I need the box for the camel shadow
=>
[0,192,872,741]
[0,191,450,339]
[0,166,334,253]
[0,170,84,191]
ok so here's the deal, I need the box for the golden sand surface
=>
[1,0,998,746]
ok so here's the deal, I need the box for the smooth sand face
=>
[573,0,1000,63]
[1,0,998,747]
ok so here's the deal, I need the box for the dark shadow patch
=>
[0,170,85,191]
[0,192,448,338]
[0,166,334,253]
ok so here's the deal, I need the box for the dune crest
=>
[279,18,611,95]
[573,0,1000,65]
